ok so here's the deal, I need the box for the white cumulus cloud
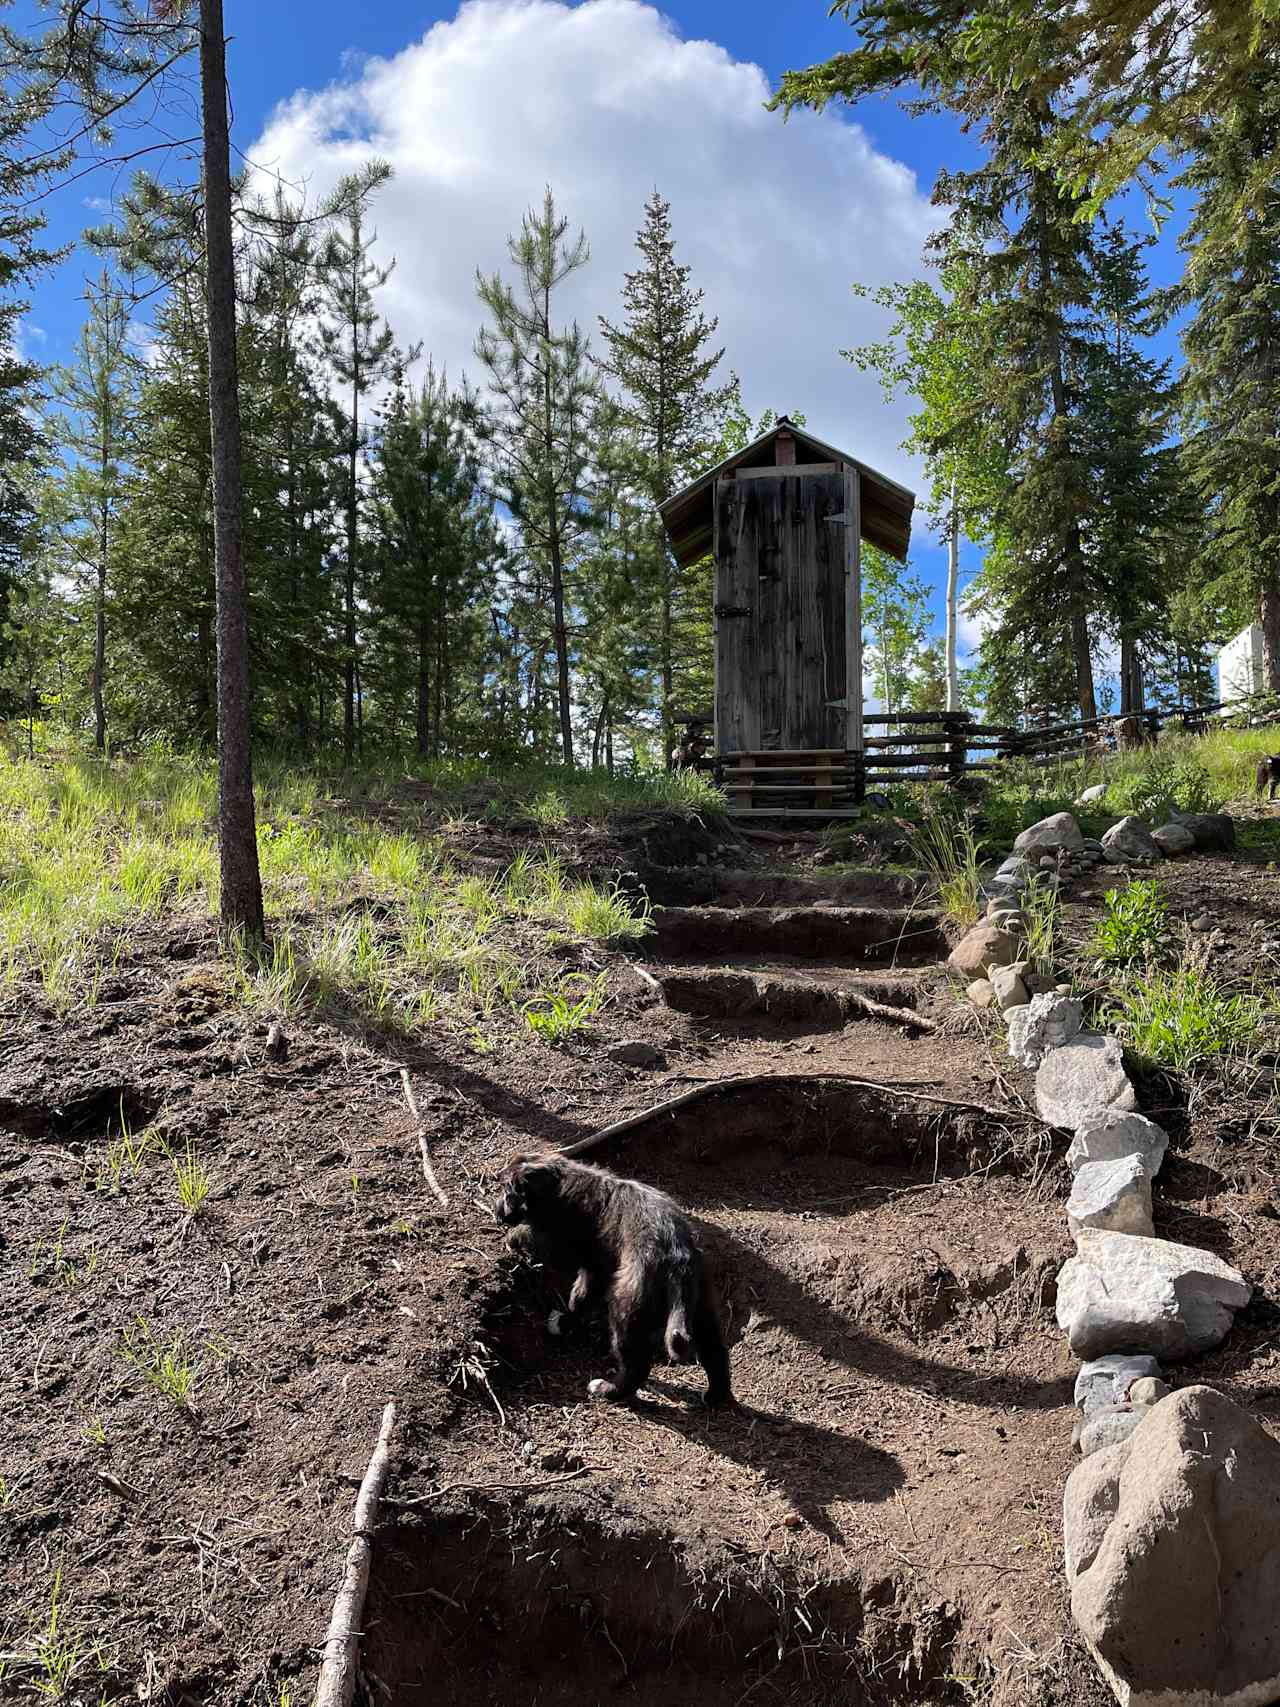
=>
[248,0,939,498]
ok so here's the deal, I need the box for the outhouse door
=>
[713,466,854,754]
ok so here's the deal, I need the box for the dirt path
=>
[2,821,1276,1706]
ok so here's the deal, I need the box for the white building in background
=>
[1217,623,1265,704]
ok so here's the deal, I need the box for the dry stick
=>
[839,990,938,1033]
[399,1068,448,1208]
[315,1400,399,1707]
[561,1072,1031,1158]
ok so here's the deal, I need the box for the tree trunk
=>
[549,543,574,767]
[344,427,358,765]
[93,517,107,752]
[200,0,264,943]
[415,609,431,757]
[945,481,959,713]
[660,569,674,769]
[1261,573,1280,694]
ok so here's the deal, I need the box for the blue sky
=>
[22,0,1193,681]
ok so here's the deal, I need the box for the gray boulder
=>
[1065,1386,1280,1707]
[1074,1353,1163,1416]
[966,978,995,1010]
[1101,815,1163,865]
[1170,810,1235,852]
[990,962,1029,1012]
[1152,821,1196,857]
[1056,1229,1251,1360]
[1074,1402,1148,1460]
[996,854,1035,882]
[1067,1155,1154,1238]
[1006,993,1084,1070]
[1066,1109,1168,1178]
[1013,812,1085,857]
[948,921,1020,979]
[1035,1033,1136,1130]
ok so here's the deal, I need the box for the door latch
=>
[714,604,752,618]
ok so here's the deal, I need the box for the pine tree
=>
[476,188,602,768]
[369,359,496,757]
[1175,56,1280,691]
[47,269,138,749]
[314,205,397,764]
[598,192,734,761]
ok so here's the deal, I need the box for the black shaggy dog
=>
[1256,755,1280,802]
[494,1152,732,1408]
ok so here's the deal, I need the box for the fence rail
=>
[710,691,1280,810]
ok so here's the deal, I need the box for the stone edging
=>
[949,806,1263,1706]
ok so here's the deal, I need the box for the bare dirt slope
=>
[2,812,1278,1707]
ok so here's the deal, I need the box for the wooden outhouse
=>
[659,417,915,813]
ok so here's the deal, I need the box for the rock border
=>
[955,808,1256,1706]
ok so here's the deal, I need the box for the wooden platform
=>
[720,749,859,813]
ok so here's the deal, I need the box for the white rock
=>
[1101,816,1164,864]
[1152,821,1196,856]
[1035,1033,1136,1130]
[1074,1353,1163,1415]
[1067,1156,1154,1238]
[1066,1386,1280,1707]
[966,978,995,1010]
[1013,812,1085,857]
[1006,993,1084,1070]
[1075,784,1108,806]
[1056,1229,1251,1360]
[1067,1110,1169,1178]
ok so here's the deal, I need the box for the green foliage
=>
[171,1140,211,1216]
[1021,878,1060,978]
[521,974,605,1043]
[1110,751,1220,821]
[1087,880,1169,968]
[117,1317,197,1407]
[910,808,981,929]
[1105,960,1271,1071]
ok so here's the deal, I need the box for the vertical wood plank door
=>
[715,469,847,753]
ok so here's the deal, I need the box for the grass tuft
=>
[117,1317,198,1408]
[1104,957,1272,1070]
[911,811,982,929]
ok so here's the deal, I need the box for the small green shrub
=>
[911,811,982,929]
[522,975,604,1043]
[172,1140,211,1216]
[1104,960,1270,1070]
[1111,751,1220,821]
[1087,879,1169,967]
[1021,877,1059,977]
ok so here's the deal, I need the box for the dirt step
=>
[649,905,945,966]
[642,865,924,909]
[658,966,924,1025]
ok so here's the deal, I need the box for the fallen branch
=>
[400,1069,448,1208]
[839,990,938,1033]
[561,1072,1033,1158]
[315,1400,399,1707]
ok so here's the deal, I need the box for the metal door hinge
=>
[714,603,752,618]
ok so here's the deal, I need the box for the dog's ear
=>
[511,1156,561,1199]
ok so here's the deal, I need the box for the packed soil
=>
[3,800,1279,1707]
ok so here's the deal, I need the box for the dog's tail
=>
[665,1301,693,1362]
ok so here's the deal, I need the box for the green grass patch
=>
[910,810,982,929]
[1104,959,1273,1071]
[1087,879,1170,968]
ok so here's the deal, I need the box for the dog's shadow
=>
[634,1383,904,1540]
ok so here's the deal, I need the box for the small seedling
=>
[0,1475,13,1510]
[92,1105,163,1194]
[521,975,605,1043]
[117,1317,197,1408]
[29,1219,98,1290]
[172,1140,211,1216]
[80,1416,107,1447]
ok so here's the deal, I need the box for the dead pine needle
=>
[400,1068,449,1208]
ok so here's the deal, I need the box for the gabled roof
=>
[658,417,915,565]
